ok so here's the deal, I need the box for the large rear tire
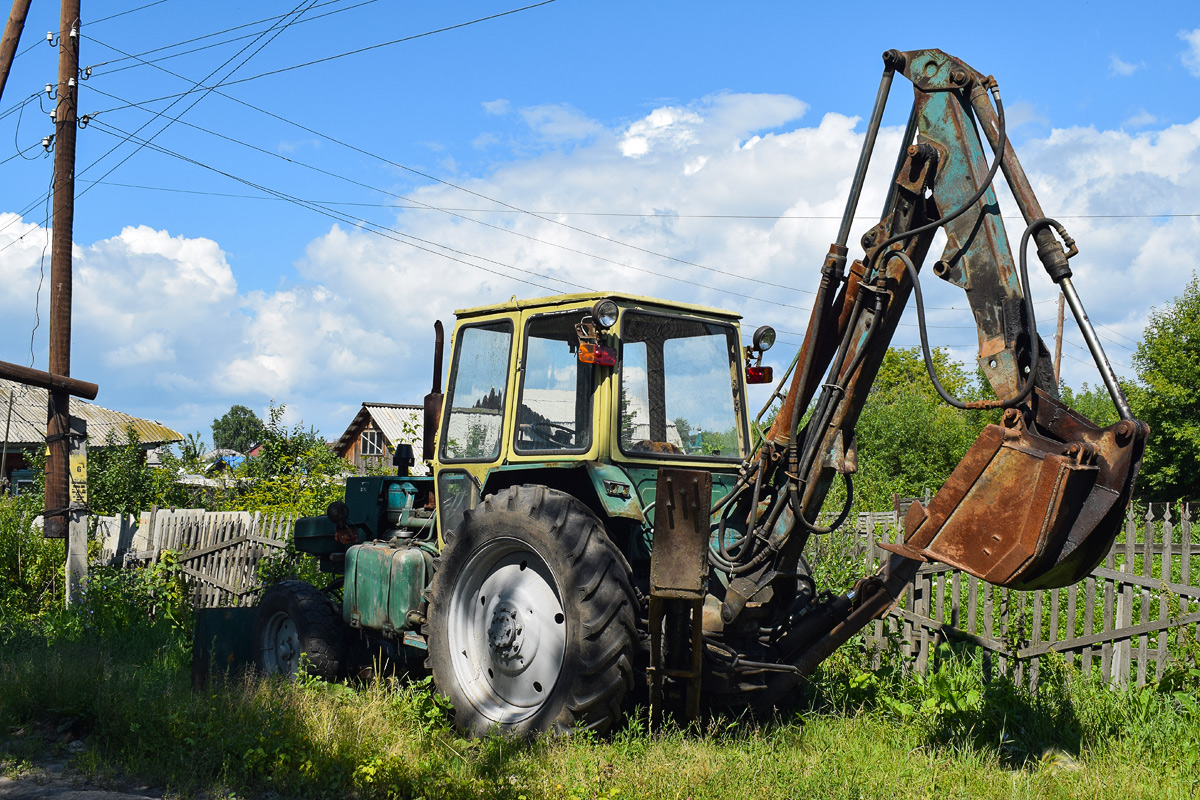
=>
[254,580,345,680]
[425,485,637,737]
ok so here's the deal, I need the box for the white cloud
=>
[278,138,321,154]
[4,93,1198,439]
[1109,55,1141,77]
[1124,109,1158,128]
[520,104,604,142]
[620,106,704,158]
[1001,100,1049,131]
[482,98,510,115]
[1182,28,1200,76]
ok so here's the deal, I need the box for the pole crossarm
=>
[0,359,98,399]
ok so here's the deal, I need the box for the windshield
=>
[618,312,744,460]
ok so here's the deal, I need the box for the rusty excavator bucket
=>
[895,390,1148,590]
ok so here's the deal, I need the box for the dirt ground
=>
[0,757,163,800]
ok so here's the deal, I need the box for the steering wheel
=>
[527,421,576,443]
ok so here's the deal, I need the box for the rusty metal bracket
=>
[648,468,712,725]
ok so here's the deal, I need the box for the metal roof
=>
[0,379,184,448]
[333,402,423,455]
[454,291,742,321]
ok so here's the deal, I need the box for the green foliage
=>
[1129,273,1200,501]
[254,537,323,588]
[177,432,207,467]
[0,489,64,616]
[851,347,992,510]
[698,426,738,457]
[68,555,191,639]
[211,404,265,454]
[217,404,348,517]
[1059,382,1120,429]
[243,405,341,480]
[87,426,174,516]
[2,614,1199,799]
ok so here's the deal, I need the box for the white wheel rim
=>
[262,610,300,675]
[447,537,567,725]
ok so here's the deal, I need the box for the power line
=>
[91,0,171,25]
[79,78,823,308]
[76,0,321,200]
[86,118,592,295]
[58,178,1200,226]
[88,0,559,112]
[84,0,384,75]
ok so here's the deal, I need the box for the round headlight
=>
[752,325,776,352]
[591,298,619,330]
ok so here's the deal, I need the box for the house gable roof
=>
[0,378,183,448]
[333,402,422,456]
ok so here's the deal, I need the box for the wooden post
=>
[0,0,32,105]
[44,0,81,540]
[64,416,86,605]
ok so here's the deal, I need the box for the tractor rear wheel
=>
[425,485,638,737]
[254,580,345,680]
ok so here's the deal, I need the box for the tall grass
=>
[2,599,1198,799]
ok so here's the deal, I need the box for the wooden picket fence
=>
[94,508,296,608]
[95,499,1199,686]
[820,501,1200,687]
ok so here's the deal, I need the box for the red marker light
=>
[578,343,617,366]
[746,365,773,384]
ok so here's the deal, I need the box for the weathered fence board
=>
[844,501,1199,688]
[93,508,292,608]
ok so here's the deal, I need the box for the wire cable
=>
[79,76,818,309]
[85,0,384,75]
[75,0,321,200]
[86,118,592,295]
[91,0,171,25]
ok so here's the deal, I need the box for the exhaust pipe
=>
[423,321,444,462]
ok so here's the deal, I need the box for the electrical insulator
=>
[69,25,77,39]
[49,109,56,122]
[45,83,53,95]
[67,78,76,88]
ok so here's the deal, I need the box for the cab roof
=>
[455,291,743,322]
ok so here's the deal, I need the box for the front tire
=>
[425,485,637,737]
[254,580,345,680]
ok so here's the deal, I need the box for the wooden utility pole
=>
[0,0,32,105]
[1054,292,1065,385]
[45,0,80,556]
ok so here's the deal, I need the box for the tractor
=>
[239,48,1148,737]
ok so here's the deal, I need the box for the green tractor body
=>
[259,292,764,732]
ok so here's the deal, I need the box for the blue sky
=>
[2,0,1199,444]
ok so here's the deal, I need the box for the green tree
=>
[1058,382,1120,429]
[220,405,348,516]
[178,432,206,466]
[1129,273,1200,502]
[673,417,693,451]
[88,426,173,515]
[211,404,265,454]
[851,347,990,510]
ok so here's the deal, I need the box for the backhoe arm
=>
[711,50,1148,705]
[762,48,1147,591]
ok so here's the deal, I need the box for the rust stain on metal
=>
[903,389,1148,589]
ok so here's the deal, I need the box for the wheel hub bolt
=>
[488,605,524,659]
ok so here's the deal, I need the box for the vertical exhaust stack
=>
[423,321,444,462]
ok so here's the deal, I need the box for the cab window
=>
[440,321,513,462]
[618,312,744,460]
[514,312,593,454]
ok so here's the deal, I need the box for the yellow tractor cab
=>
[430,292,775,543]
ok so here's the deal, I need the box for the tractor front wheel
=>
[253,580,345,680]
[425,485,638,737]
